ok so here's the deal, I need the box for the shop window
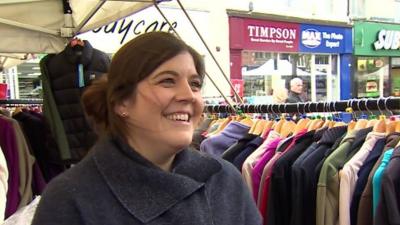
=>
[354,56,389,98]
[391,57,400,97]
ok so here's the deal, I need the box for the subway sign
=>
[374,30,400,50]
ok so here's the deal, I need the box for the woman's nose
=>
[175,81,195,102]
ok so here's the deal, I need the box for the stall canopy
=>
[242,59,311,76]
[0,0,163,54]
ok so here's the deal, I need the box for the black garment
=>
[291,126,347,225]
[266,130,315,225]
[191,118,213,150]
[232,136,264,170]
[12,111,65,181]
[314,131,346,180]
[32,137,262,225]
[286,91,303,103]
[385,132,400,150]
[374,146,400,225]
[221,134,258,162]
[45,40,110,162]
[350,138,385,225]
[346,127,373,159]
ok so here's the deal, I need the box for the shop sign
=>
[242,19,300,52]
[299,24,349,53]
[230,79,244,98]
[78,7,209,54]
[373,30,400,50]
[354,21,400,56]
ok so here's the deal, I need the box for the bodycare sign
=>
[243,19,300,52]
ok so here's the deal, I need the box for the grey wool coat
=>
[31,137,262,225]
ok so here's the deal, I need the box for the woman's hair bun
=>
[81,75,108,134]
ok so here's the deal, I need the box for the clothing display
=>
[0,108,49,221]
[198,99,400,225]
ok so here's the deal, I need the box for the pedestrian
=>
[286,77,304,103]
[31,32,261,225]
[272,87,288,103]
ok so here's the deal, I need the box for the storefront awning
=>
[242,59,311,76]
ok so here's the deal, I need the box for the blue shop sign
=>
[299,24,351,53]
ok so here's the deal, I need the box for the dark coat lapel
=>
[92,137,221,223]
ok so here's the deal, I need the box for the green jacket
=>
[40,55,71,161]
[316,129,358,225]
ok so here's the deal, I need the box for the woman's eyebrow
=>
[153,70,179,78]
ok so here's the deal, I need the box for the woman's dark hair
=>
[81,32,205,138]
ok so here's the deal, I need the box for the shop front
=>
[353,21,400,98]
[229,16,353,103]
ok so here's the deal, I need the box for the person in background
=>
[272,87,288,103]
[286,77,304,103]
[31,32,261,225]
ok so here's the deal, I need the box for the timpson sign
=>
[247,25,297,44]
[242,19,300,52]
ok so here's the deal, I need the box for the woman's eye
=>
[160,78,175,85]
[190,80,203,90]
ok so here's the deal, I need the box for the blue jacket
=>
[32,137,261,225]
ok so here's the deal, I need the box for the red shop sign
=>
[241,18,300,52]
[231,79,244,98]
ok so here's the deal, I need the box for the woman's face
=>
[117,51,204,152]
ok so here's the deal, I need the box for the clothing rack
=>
[0,99,43,105]
[204,97,400,114]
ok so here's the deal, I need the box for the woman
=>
[32,32,261,225]
[272,87,288,103]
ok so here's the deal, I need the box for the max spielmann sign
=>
[299,24,347,53]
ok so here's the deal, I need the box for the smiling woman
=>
[31,32,262,225]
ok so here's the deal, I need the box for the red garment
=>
[258,130,307,223]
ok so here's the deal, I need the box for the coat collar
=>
[386,132,400,149]
[92,137,221,223]
[318,126,347,145]
[64,40,94,66]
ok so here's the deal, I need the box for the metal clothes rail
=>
[0,99,43,105]
[204,97,400,114]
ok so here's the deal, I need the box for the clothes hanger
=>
[383,97,397,135]
[239,105,254,127]
[253,105,268,136]
[294,102,311,134]
[308,102,324,131]
[353,98,368,130]
[332,101,346,127]
[345,99,357,131]
[280,104,296,138]
[273,103,287,135]
[372,98,387,133]
[364,98,378,127]
[321,101,332,128]
[248,104,260,134]
[261,104,275,137]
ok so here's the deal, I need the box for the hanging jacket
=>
[41,41,110,163]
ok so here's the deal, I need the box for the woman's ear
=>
[114,100,130,118]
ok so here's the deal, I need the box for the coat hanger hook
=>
[364,98,373,117]
[376,98,384,115]
[384,96,394,116]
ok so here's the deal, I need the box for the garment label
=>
[78,64,84,88]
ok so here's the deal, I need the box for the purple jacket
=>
[200,122,250,156]
[0,117,21,218]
